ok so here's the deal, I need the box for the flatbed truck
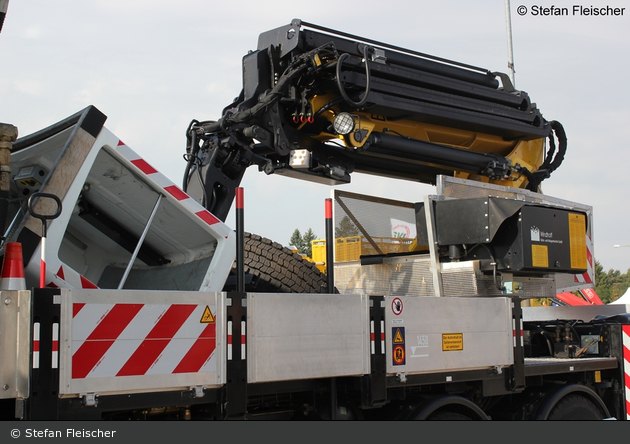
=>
[0,19,629,420]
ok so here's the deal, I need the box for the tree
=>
[594,260,630,304]
[335,215,359,238]
[289,229,303,252]
[302,228,318,258]
[288,228,318,258]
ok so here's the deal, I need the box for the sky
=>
[1,0,629,272]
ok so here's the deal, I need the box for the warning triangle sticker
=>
[393,328,404,344]
[200,306,215,323]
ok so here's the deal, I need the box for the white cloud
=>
[23,25,41,39]
[13,79,43,95]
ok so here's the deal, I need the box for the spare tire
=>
[225,232,329,293]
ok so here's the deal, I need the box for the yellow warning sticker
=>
[393,328,405,344]
[531,244,549,268]
[200,306,215,324]
[568,213,587,270]
[442,333,463,351]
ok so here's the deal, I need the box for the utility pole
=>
[504,0,516,87]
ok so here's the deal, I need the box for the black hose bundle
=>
[525,120,567,192]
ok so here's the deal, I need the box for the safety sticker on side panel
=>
[392,297,403,316]
[392,327,406,366]
[200,306,215,323]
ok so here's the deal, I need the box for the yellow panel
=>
[531,244,549,268]
[568,213,588,269]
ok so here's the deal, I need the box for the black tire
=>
[227,232,329,293]
[546,394,604,420]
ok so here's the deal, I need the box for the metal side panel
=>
[58,289,226,397]
[384,296,513,375]
[0,290,31,399]
[247,293,370,383]
[523,304,630,323]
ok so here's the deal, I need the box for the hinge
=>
[189,386,205,398]
[81,393,98,407]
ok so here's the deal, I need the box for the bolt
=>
[3,384,9,391]
[4,298,10,305]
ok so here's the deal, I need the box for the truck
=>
[0,19,629,421]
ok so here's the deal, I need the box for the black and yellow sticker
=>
[393,328,405,344]
[442,333,463,351]
[200,306,215,323]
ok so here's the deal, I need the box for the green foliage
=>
[594,260,630,304]
[289,229,303,252]
[302,228,318,258]
[289,228,318,258]
[335,216,359,238]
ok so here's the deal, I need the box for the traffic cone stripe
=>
[0,242,26,290]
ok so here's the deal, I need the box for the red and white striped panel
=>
[32,322,40,369]
[574,235,594,285]
[71,302,217,379]
[31,322,59,369]
[512,318,524,347]
[623,325,630,420]
[369,320,386,355]
[44,263,98,290]
[115,140,232,240]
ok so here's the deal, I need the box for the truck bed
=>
[524,356,618,376]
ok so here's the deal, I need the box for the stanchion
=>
[0,242,26,290]
[27,192,62,288]
[236,187,245,293]
[325,198,334,293]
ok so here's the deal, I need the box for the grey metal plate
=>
[384,296,514,375]
[247,293,370,383]
[523,304,630,322]
[0,290,31,399]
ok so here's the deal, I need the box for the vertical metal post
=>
[325,198,334,293]
[236,187,245,293]
[423,195,444,297]
[324,197,338,419]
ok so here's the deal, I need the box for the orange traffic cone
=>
[0,242,26,290]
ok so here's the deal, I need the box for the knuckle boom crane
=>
[183,19,566,222]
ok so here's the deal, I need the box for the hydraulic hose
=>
[525,120,567,192]
[336,45,372,108]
